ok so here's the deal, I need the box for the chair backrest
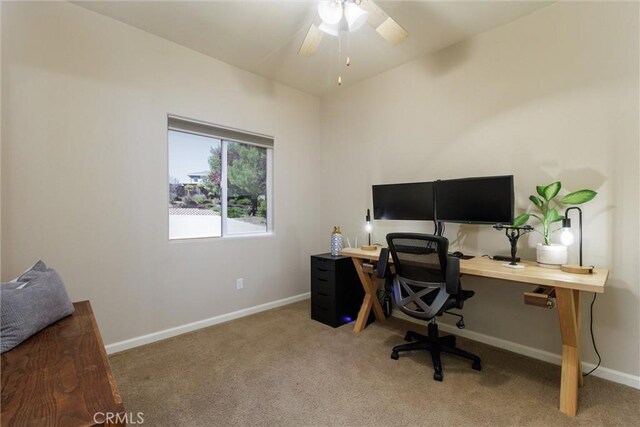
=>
[384,233,460,320]
[386,233,448,283]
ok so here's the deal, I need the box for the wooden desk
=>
[339,246,608,417]
[1,301,125,426]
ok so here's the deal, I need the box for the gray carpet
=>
[109,301,639,426]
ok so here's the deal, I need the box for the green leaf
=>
[529,195,543,209]
[546,208,564,224]
[530,213,544,223]
[536,186,546,198]
[542,181,561,201]
[512,214,530,227]
[561,189,597,205]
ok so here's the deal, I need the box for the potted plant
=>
[512,181,596,268]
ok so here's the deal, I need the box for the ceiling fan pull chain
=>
[338,30,342,85]
[346,30,351,67]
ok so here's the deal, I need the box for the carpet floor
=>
[109,301,639,426]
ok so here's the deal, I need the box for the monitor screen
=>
[435,175,514,224]
[372,182,434,220]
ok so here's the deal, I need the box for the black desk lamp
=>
[360,208,376,251]
[560,207,582,266]
[365,209,372,246]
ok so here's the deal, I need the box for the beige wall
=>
[1,2,324,344]
[320,2,639,378]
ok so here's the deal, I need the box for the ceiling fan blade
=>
[298,24,323,57]
[360,0,387,28]
[361,0,408,46]
[376,17,408,46]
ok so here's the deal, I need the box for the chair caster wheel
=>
[433,372,443,381]
[404,333,413,342]
[390,351,399,360]
[472,362,482,371]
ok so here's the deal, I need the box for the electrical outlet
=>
[236,278,244,290]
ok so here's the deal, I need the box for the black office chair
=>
[377,233,481,381]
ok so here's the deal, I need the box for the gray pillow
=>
[1,281,26,291]
[1,266,74,353]
[14,260,48,283]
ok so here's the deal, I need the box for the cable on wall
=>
[582,293,601,377]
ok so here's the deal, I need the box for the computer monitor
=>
[435,175,514,224]
[372,182,434,220]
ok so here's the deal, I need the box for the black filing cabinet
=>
[310,253,364,328]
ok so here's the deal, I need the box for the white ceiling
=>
[75,1,554,96]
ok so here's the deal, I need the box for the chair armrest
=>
[377,248,390,279]
[446,256,460,294]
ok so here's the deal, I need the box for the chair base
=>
[390,321,481,381]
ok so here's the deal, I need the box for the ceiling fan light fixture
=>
[318,22,339,37]
[344,2,368,32]
[318,1,343,25]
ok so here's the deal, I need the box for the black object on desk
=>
[492,254,521,263]
[310,254,364,328]
[493,223,534,266]
[449,251,475,260]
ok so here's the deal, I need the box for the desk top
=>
[339,247,608,293]
[1,301,125,426]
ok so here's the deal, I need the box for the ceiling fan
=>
[298,0,408,58]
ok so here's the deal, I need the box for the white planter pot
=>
[536,243,568,268]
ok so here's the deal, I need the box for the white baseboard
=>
[391,311,640,390]
[105,292,311,354]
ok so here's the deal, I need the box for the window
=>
[168,116,273,239]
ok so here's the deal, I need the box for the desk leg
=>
[574,290,583,387]
[556,288,580,417]
[351,258,386,333]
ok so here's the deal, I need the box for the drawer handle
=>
[317,292,329,297]
[317,268,329,272]
[318,278,328,282]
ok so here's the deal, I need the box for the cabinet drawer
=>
[311,305,338,327]
[311,257,336,271]
[311,267,334,283]
[311,292,336,311]
[311,276,335,297]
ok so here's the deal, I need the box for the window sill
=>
[222,231,275,240]
[169,232,275,242]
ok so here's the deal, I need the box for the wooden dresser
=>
[1,301,125,426]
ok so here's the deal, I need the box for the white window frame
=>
[168,115,274,240]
